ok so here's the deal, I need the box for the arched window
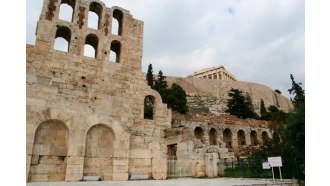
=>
[250,130,258,146]
[88,2,102,30]
[110,40,121,63]
[144,95,155,119]
[112,9,123,35]
[54,26,71,52]
[237,130,246,146]
[262,131,269,144]
[194,127,205,142]
[84,34,98,58]
[223,128,232,148]
[209,128,217,145]
[58,0,75,22]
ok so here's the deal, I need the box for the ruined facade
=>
[27,0,171,182]
[27,0,287,182]
[188,66,237,81]
[165,113,271,178]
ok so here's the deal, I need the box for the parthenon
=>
[189,66,237,81]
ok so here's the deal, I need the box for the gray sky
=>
[26,0,305,98]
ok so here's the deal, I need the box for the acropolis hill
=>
[26,0,292,182]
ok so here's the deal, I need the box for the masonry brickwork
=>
[27,0,171,182]
[27,0,290,182]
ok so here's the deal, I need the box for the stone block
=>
[112,173,128,180]
[129,149,151,159]
[129,158,151,166]
[66,164,83,174]
[65,173,82,181]
[111,159,129,166]
[113,149,129,158]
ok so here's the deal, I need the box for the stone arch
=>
[262,131,269,144]
[223,128,232,148]
[112,9,123,35]
[54,26,71,52]
[28,119,69,182]
[58,0,75,22]
[209,128,217,145]
[110,40,121,63]
[250,130,259,146]
[84,33,98,58]
[237,130,246,146]
[144,95,155,120]
[194,127,205,142]
[88,1,103,30]
[83,124,114,180]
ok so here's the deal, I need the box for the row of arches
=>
[28,120,116,181]
[54,25,121,61]
[193,127,271,148]
[57,0,123,35]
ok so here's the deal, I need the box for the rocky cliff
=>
[166,76,293,115]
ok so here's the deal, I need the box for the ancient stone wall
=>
[165,113,271,178]
[27,0,171,182]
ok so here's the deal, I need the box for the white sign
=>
[262,162,271,169]
[268,156,282,167]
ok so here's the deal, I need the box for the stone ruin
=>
[27,0,282,182]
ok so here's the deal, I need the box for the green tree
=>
[245,74,305,181]
[165,83,188,114]
[259,99,270,120]
[285,74,305,177]
[275,89,282,94]
[146,64,154,88]
[145,65,188,114]
[154,70,167,92]
[225,88,257,119]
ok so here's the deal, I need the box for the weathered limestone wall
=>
[27,0,171,182]
[165,113,271,178]
[166,76,293,114]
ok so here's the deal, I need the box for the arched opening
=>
[194,127,205,142]
[250,130,258,146]
[112,9,123,35]
[58,0,75,22]
[84,34,98,58]
[262,131,269,144]
[223,128,232,148]
[84,124,114,180]
[209,128,217,145]
[237,130,246,146]
[110,40,121,63]
[54,26,71,52]
[144,95,155,120]
[28,120,69,182]
[88,2,103,30]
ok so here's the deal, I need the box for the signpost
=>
[268,156,283,181]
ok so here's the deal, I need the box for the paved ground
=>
[27,178,296,186]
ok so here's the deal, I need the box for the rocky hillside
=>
[166,76,293,115]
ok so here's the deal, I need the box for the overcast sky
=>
[26,0,305,98]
